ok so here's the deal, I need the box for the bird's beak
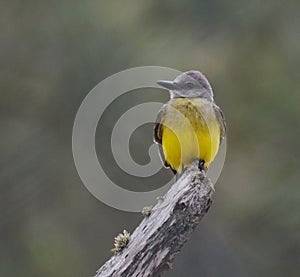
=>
[156,80,179,90]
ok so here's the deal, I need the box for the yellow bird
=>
[154,70,226,175]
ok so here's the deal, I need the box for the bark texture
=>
[95,161,214,277]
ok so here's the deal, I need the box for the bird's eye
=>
[186,82,194,89]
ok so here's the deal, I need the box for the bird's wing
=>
[153,104,170,168]
[213,104,226,145]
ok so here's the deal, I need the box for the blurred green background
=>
[1,1,300,276]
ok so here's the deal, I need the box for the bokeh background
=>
[1,1,300,276]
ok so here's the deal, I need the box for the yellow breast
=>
[161,98,220,173]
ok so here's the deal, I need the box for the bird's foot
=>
[198,160,208,171]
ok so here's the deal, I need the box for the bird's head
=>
[157,70,214,101]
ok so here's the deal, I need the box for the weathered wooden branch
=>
[95,161,214,277]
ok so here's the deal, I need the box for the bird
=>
[154,70,226,176]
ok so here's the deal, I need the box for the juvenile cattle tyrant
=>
[154,70,226,175]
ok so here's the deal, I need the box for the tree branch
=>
[95,161,214,277]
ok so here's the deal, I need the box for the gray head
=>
[157,70,214,101]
